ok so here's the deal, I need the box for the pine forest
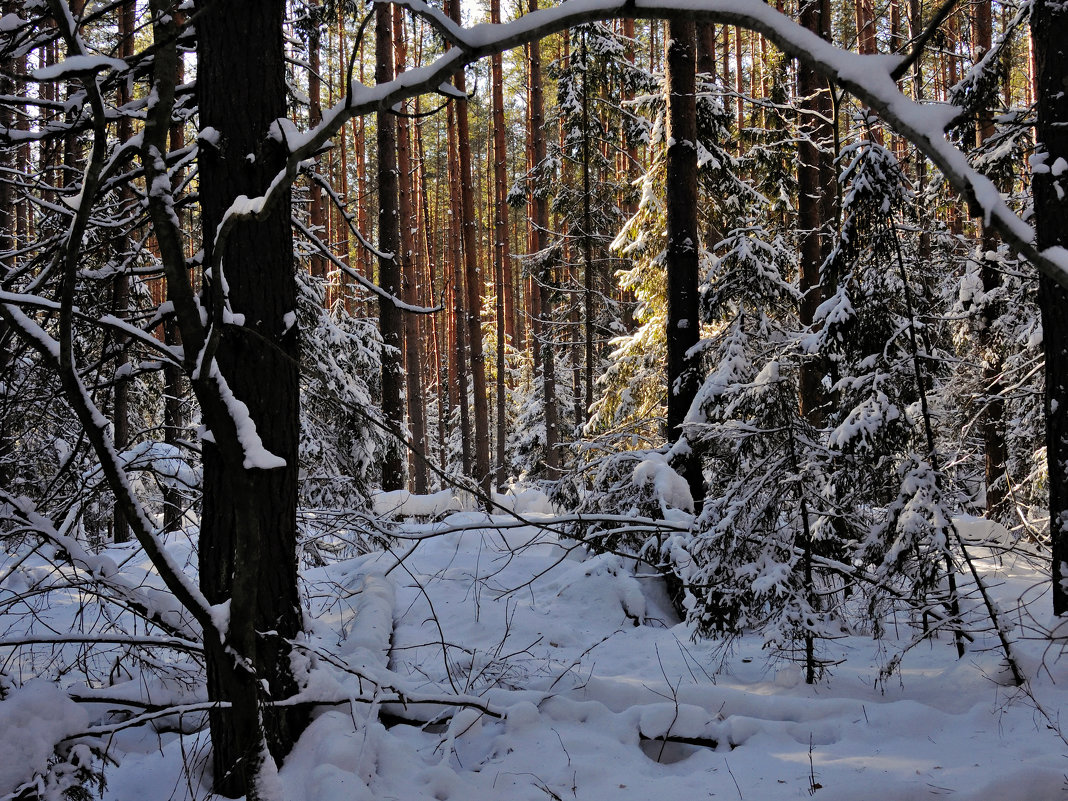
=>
[2,0,1068,799]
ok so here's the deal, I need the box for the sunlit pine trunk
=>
[394,5,428,494]
[449,0,492,500]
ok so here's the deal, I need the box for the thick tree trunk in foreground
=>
[1032,0,1068,615]
[665,19,703,507]
[195,3,306,795]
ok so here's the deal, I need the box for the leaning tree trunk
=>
[664,19,704,507]
[1033,0,1068,615]
[195,2,307,795]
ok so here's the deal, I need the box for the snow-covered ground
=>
[3,509,1067,801]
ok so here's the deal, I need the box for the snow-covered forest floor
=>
[3,500,1068,801]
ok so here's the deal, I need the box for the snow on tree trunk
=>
[665,19,703,507]
[195,1,307,794]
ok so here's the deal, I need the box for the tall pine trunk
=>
[449,0,492,499]
[377,4,406,492]
[665,19,703,506]
[308,19,327,280]
[797,0,835,426]
[528,0,559,475]
[194,2,306,795]
[972,0,1007,516]
[111,0,135,543]
[490,0,511,489]
[394,5,428,493]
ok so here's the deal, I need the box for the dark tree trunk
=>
[797,0,835,426]
[1033,0,1068,615]
[580,31,595,432]
[308,20,327,280]
[909,0,931,260]
[664,19,703,507]
[377,3,406,492]
[111,0,135,544]
[972,0,1007,517]
[394,4,428,494]
[195,3,306,795]
[528,0,559,476]
[161,319,184,533]
[0,1,15,491]
[162,37,186,534]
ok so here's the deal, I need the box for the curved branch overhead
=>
[250,0,1053,289]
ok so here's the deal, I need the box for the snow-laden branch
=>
[0,300,217,636]
[232,0,1061,288]
[0,290,183,367]
[293,216,444,314]
[0,633,203,653]
[0,488,200,641]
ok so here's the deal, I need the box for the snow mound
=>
[0,681,89,795]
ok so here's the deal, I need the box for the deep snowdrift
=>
[3,511,1067,801]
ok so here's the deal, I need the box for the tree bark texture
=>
[377,3,407,492]
[394,5,429,494]
[528,0,559,476]
[665,19,703,506]
[1032,0,1068,615]
[446,97,473,475]
[308,20,327,279]
[972,0,1007,517]
[491,0,510,489]
[111,0,135,543]
[195,2,306,794]
[797,0,835,426]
